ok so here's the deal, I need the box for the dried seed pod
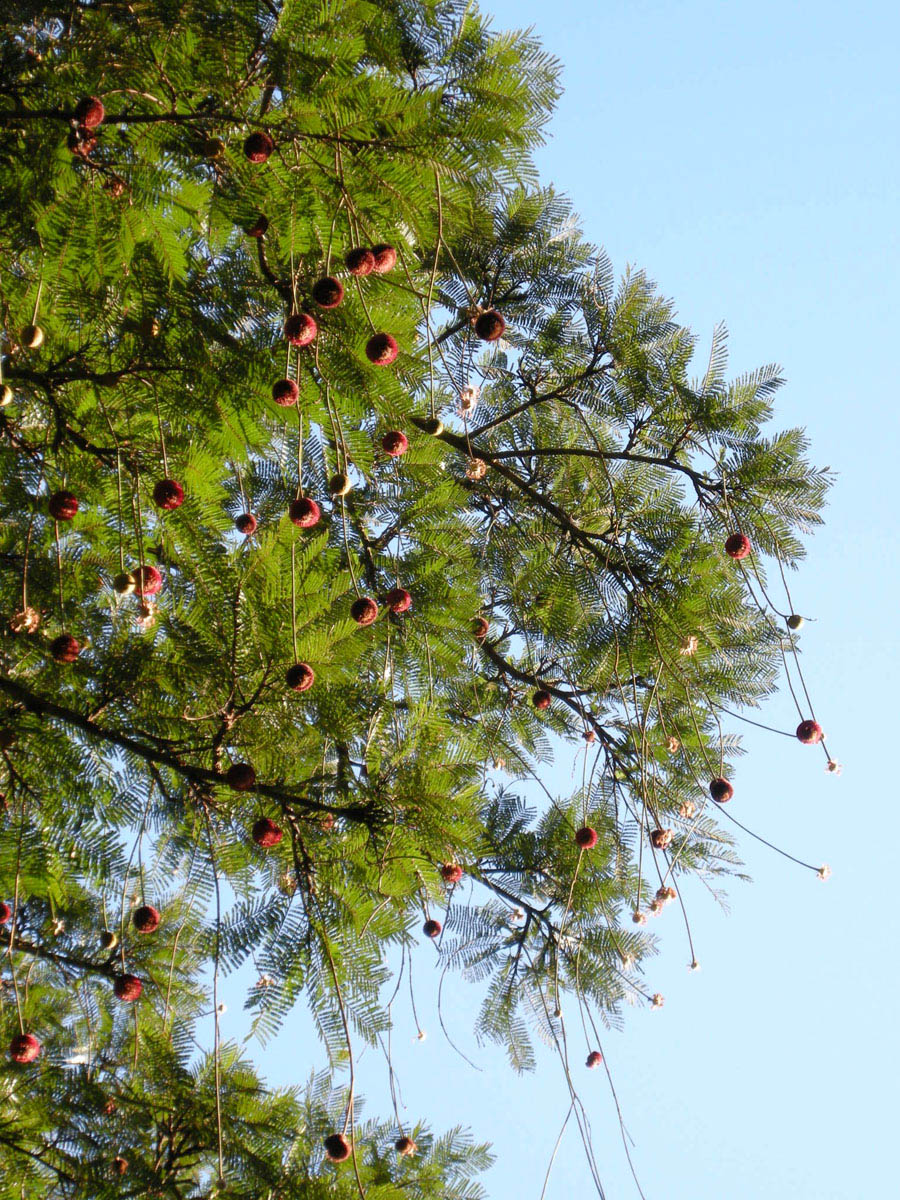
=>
[649,828,673,850]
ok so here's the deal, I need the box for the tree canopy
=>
[0,1,833,1195]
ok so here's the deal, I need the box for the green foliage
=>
[0,1,830,1194]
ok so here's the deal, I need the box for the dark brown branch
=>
[0,675,374,824]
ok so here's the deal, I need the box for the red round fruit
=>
[74,95,105,128]
[9,1033,41,1064]
[345,247,375,276]
[395,1136,417,1156]
[423,918,442,938]
[284,313,317,347]
[371,243,397,273]
[365,332,398,366]
[574,826,598,850]
[311,277,344,308]
[381,430,408,457]
[350,597,379,626]
[532,689,551,710]
[113,974,142,1002]
[133,905,160,934]
[650,828,673,850]
[385,587,412,614]
[235,512,258,535]
[472,616,489,641]
[48,490,78,521]
[709,777,734,804]
[111,1156,129,1176]
[226,762,256,791]
[286,662,315,691]
[134,565,162,596]
[724,533,751,560]
[153,478,184,510]
[586,1050,603,1069]
[583,729,596,743]
[440,863,463,884]
[252,817,283,848]
[50,634,81,663]
[0,902,11,924]
[796,719,824,745]
[474,309,506,342]
[289,497,321,528]
[324,1133,351,1163]
[245,214,269,238]
[243,131,274,163]
[272,378,299,407]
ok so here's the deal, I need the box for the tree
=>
[0,1,833,1195]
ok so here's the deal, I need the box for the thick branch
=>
[0,675,374,824]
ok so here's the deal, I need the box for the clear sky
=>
[222,3,899,1196]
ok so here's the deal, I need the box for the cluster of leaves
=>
[0,0,830,1195]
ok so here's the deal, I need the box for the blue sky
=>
[223,3,899,1196]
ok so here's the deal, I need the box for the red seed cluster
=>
[113,974,143,1003]
[324,1133,351,1163]
[371,243,397,273]
[9,1033,41,1064]
[365,332,398,366]
[75,95,105,128]
[395,1136,417,1156]
[284,313,317,347]
[440,863,463,884]
[724,533,751,560]
[345,248,375,276]
[474,309,506,342]
[51,634,81,663]
[423,918,442,938]
[286,662,315,692]
[289,497,321,528]
[709,777,734,803]
[350,597,379,626]
[272,378,299,407]
[532,689,551,710]
[574,826,598,849]
[235,512,258,535]
[133,905,160,934]
[48,490,79,521]
[472,616,489,641]
[650,828,673,850]
[243,131,274,163]
[796,719,824,744]
[312,277,344,308]
[252,818,283,848]
[226,762,256,791]
[134,565,163,595]
[381,430,409,457]
[586,1050,603,1069]
[385,587,412,614]
[0,902,11,924]
[153,479,184,510]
